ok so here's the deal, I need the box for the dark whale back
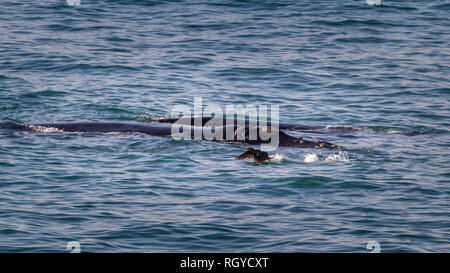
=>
[1,120,343,149]
[153,116,322,131]
[34,121,175,136]
[0,121,31,131]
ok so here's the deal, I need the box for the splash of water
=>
[304,153,319,163]
[325,151,349,162]
[269,153,284,163]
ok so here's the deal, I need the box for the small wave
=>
[326,125,432,135]
[431,3,450,10]
[325,151,349,162]
[21,90,68,99]
[137,114,162,122]
[314,19,396,27]
[359,126,405,134]
[325,125,360,131]
[334,37,394,44]
[358,126,429,135]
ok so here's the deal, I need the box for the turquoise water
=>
[0,0,449,252]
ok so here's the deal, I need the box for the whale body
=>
[0,119,343,149]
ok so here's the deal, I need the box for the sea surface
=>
[0,0,449,252]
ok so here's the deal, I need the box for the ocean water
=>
[0,0,449,252]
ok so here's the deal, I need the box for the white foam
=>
[325,151,349,162]
[385,129,402,134]
[303,153,319,163]
[269,153,284,163]
[367,0,381,6]
[28,125,65,133]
